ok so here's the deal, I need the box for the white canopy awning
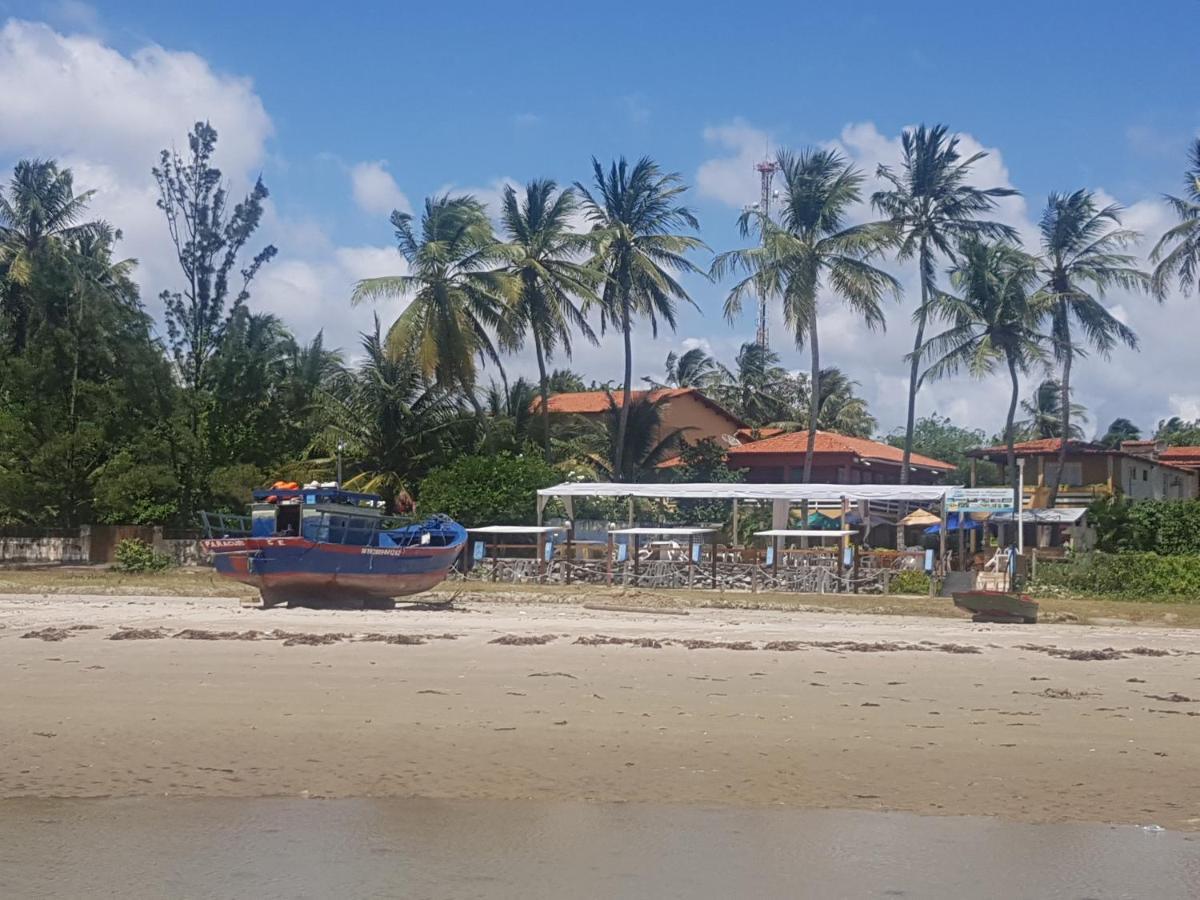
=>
[607,527,716,537]
[468,525,565,534]
[754,529,856,538]
[538,482,957,504]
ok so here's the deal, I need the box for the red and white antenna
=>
[753,155,780,349]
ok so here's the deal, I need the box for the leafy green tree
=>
[155,122,277,519]
[886,414,994,486]
[872,124,1018,484]
[500,179,599,461]
[709,341,790,426]
[919,239,1047,510]
[547,368,586,393]
[352,194,513,403]
[1151,138,1200,298]
[1018,378,1087,440]
[418,453,559,526]
[776,367,878,438]
[1154,416,1200,446]
[714,148,898,480]
[1034,190,1148,504]
[576,157,704,479]
[1098,417,1141,449]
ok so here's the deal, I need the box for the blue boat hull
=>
[203,533,465,604]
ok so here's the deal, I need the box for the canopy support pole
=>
[731,499,739,548]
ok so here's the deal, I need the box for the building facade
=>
[726,430,955,485]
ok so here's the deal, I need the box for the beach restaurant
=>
[457,482,1030,594]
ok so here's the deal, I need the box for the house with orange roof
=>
[532,387,747,453]
[966,438,1198,505]
[725,429,956,485]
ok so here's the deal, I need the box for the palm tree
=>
[919,239,1047,512]
[709,341,791,426]
[351,195,513,403]
[0,160,101,352]
[1151,138,1200,298]
[575,157,705,479]
[872,124,1018,483]
[500,179,600,461]
[480,376,539,454]
[779,367,878,438]
[648,346,721,389]
[1018,378,1087,441]
[584,392,689,482]
[1035,190,1149,505]
[547,368,586,393]
[713,148,899,481]
[314,317,469,509]
[1098,417,1140,449]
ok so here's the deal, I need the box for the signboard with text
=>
[945,488,1014,514]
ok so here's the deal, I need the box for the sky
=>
[0,0,1197,439]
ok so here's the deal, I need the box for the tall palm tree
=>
[1035,190,1149,505]
[1098,417,1140,449]
[1151,138,1200,298]
[713,148,899,481]
[351,195,513,402]
[575,157,705,479]
[500,179,600,460]
[0,160,101,352]
[919,239,1047,512]
[710,341,791,426]
[872,124,1018,483]
[1018,378,1087,441]
[648,346,721,389]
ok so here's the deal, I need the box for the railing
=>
[199,511,251,539]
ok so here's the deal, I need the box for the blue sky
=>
[1,0,1197,435]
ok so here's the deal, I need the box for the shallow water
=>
[1,798,1197,899]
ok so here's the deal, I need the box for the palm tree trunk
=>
[533,329,552,463]
[613,296,633,481]
[901,243,931,486]
[1047,307,1072,509]
[802,307,820,483]
[1006,355,1021,524]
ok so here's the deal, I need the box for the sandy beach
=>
[2,590,1198,831]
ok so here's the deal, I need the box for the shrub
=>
[1033,551,1200,600]
[890,569,931,595]
[1090,496,1200,555]
[113,538,172,573]
[418,453,560,527]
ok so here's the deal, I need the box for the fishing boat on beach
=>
[200,485,466,608]
[952,590,1039,624]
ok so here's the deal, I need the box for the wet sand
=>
[2,592,1200,830]
[3,798,1197,899]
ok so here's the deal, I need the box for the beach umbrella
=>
[924,512,982,534]
[805,511,841,530]
[899,508,941,527]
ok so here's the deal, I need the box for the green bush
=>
[1033,551,1200,600]
[418,453,560,527]
[1090,496,1200,555]
[889,569,931,595]
[113,538,172,573]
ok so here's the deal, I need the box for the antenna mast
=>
[753,156,780,348]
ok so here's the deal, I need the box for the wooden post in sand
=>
[687,533,695,588]
[606,533,614,586]
[711,531,718,589]
[565,524,574,586]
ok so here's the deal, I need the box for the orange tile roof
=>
[734,426,784,443]
[532,387,745,428]
[727,430,955,471]
[1159,446,1200,462]
[970,438,1094,456]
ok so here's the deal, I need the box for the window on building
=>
[1045,462,1083,487]
[1143,469,1148,482]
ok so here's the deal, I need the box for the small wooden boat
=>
[952,590,1039,624]
[201,486,466,608]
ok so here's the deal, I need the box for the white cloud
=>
[696,120,773,208]
[0,19,402,355]
[349,159,411,217]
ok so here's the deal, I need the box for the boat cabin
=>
[249,487,386,545]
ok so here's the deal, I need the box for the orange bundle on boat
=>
[265,481,300,503]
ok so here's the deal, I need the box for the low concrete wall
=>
[0,526,208,567]
[0,534,88,564]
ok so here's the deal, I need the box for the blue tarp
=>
[924,512,984,534]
